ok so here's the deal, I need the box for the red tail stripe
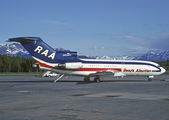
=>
[35,60,54,69]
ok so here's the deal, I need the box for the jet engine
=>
[57,62,83,69]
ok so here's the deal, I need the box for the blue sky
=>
[0,0,169,57]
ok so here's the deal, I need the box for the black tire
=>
[94,78,97,82]
[148,78,152,82]
[94,77,100,83]
[84,77,90,82]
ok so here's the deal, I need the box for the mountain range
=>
[93,51,169,61]
[0,43,31,58]
[0,43,169,61]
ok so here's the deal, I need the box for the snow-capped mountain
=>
[0,43,31,58]
[0,43,169,61]
[95,56,135,60]
[95,51,169,61]
[133,51,169,61]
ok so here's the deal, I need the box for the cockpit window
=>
[157,64,161,67]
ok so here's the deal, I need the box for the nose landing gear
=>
[147,76,154,82]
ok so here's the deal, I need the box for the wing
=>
[89,71,126,77]
[89,71,114,76]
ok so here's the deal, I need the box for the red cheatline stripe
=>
[34,59,121,71]
[77,68,121,72]
[35,60,54,69]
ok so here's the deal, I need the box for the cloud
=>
[127,47,161,55]
[123,33,169,53]
[103,33,145,45]
[119,33,169,55]
[90,45,97,50]
[103,32,169,51]
[101,32,169,56]
[122,35,142,41]
[103,33,142,41]
[149,33,169,50]
[100,47,104,50]
[90,46,105,50]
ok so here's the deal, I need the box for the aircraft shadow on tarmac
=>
[0,79,148,84]
[75,80,148,85]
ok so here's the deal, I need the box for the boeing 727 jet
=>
[7,37,166,82]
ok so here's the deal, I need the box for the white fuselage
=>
[35,57,166,77]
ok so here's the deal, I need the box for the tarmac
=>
[0,75,169,120]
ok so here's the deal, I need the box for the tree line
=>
[156,60,169,72]
[0,54,39,73]
[0,54,169,73]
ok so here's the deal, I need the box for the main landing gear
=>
[84,76,100,83]
[94,77,100,83]
[84,76,90,82]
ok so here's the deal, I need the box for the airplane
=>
[7,37,166,82]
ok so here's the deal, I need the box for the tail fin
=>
[7,37,59,63]
[7,37,78,64]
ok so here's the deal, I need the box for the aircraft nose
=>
[161,67,166,74]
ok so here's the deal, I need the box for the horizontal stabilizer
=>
[7,37,38,45]
[7,37,38,42]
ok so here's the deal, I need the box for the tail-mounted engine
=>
[57,62,83,69]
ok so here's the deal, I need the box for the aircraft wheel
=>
[94,77,100,83]
[148,78,152,82]
[84,77,90,82]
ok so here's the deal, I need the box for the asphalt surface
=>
[0,75,169,120]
